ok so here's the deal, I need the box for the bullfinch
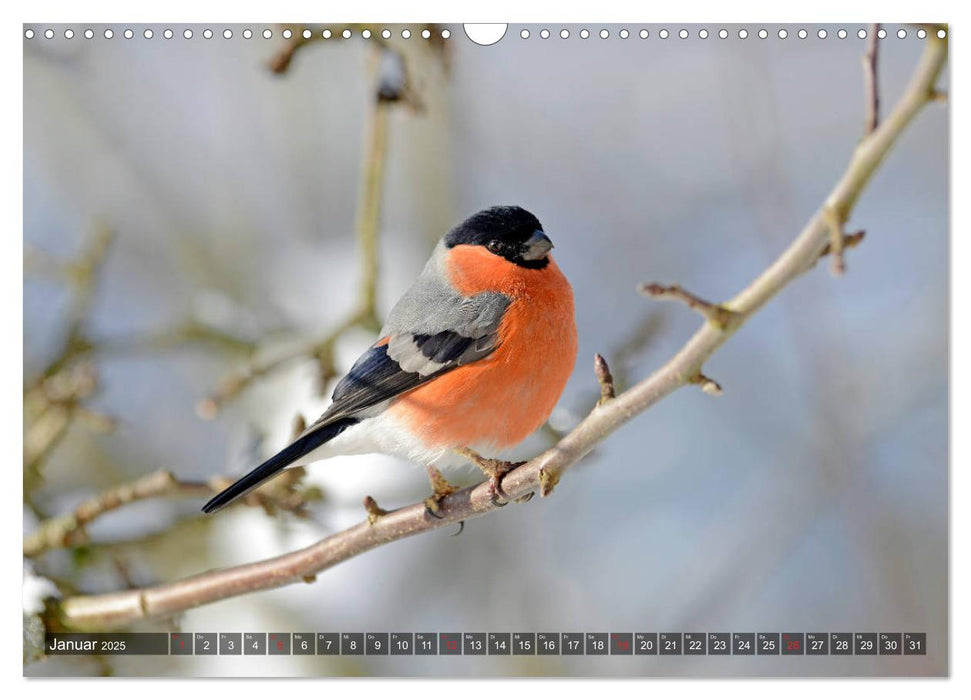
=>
[202,206,577,515]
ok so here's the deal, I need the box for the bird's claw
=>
[456,448,526,507]
[423,464,458,520]
[488,476,509,507]
[424,496,446,519]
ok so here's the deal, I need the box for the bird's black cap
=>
[445,206,551,269]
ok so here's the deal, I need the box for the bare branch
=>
[46,34,948,633]
[25,464,321,559]
[638,283,740,330]
[863,23,881,135]
[24,471,208,557]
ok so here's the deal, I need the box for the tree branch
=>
[24,466,322,559]
[46,34,947,632]
[863,23,881,136]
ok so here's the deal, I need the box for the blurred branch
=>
[26,225,114,389]
[24,229,117,497]
[24,469,321,559]
[24,471,210,558]
[863,23,881,136]
[46,32,947,632]
[832,22,881,276]
[198,46,418,418]
[26,417,322,558]
[267,23,447,77]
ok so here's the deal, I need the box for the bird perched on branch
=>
[203,206,577,516]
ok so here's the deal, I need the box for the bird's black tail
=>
[202,417,358,514]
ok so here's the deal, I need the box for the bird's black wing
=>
[311,327,500,425]
[202,281,511,514]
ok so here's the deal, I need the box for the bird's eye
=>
[486,240,503,254]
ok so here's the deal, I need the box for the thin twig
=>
[24,471,208,558]
[25,467,321,559]
[46,34,947,632]
[638,283,740,330]
[863,23,881,135]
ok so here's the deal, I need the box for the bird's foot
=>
[424,464,458,519]
[455,448,524,507]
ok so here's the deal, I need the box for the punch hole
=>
[203,29,214,39]
[600,29,609,39]
[659,28,668,39]
[464,24,507,46]
[738,29,748,39]
[858,28,867,39]
[64,29,75,39]
[44,28,53,39]
[242,29,252,39]
[817,29,827,39]
[779,29,788,39]
[838,29,847,39]
[163,29,173,39]
[223,29,233,39]
[643,29,652,39]
[619,29,629,39]
[25,28,35,39]
[104,29,113,39]
[124,29,133,39]
[381,29,391,39]
[282,29,292,39]
[678,29,688,39]
[441,29,451,39]
[323,29,332,39]
[143,29,153,39]
[937,29,946,39]
[897,29,907,39]
[540,29,550,39]
[917,29,927,39]
[718,29,728,39]
[699,29,709,39]
[302,29,311,39]
[362,29,372,39]
[422,29,431,39]
[758,29,768,39]
[798,29,808,39]
[580,29,589,39]
[877,28,887,39]
[402,29,412,39]
[342,29,352,39]
[184,29,193,39]
[560,29,570,39]
[520,29,529,39]
[85,29,95,39]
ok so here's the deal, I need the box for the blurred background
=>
[23,23,948,677]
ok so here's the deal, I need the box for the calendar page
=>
[22,19,949,679]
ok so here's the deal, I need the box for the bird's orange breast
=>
[389,244,578,451]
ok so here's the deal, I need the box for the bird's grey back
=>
[381,240,510,339]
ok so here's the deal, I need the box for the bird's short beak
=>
[522,231,554,260]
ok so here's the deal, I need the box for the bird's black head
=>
[444,205,553,269]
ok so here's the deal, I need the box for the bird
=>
[202,205,577,516]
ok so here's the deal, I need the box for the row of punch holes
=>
[24,26,947,42]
